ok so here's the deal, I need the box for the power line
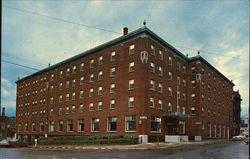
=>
[2,60,40,71]
[3,5,120,34]
[174,45,248,61]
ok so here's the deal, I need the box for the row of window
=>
[18,115,161,133]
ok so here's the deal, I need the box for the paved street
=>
[0,141,248,159]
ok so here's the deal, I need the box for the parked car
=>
[231,135,246,141]
[0,139,9,145]
[244,137,249,144]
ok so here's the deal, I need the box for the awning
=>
[163,112,191,118]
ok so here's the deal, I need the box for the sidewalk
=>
[34,139,230,150]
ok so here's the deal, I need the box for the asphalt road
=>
[0,141,249,159]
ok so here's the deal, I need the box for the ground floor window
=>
[177,121,185,134]
[78,119,84,132]
[151,116,161,132]
[32,122,36,132]
[108,117,117,132]
[49,121,54,132]
[125,115,136,132]
[40,122,44,132]
[24,122,28,132]
[67,120,73,132]
[92,118,100,132]
[58,120,63,132]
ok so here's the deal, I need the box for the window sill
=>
[125,131,136,133]
[150,131,161,134]
[107,131,117,133]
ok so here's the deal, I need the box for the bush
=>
[38,135,139,145]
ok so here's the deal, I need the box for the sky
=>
[1,0,249,118]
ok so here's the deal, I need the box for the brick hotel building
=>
[15,26,241,142]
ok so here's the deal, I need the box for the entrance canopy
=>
[163,112,191,118]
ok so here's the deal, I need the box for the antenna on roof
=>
[143,20,146,26]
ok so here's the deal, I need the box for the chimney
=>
[2,107,5,116]
[123,27,128,35]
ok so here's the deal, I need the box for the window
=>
[150,80,155,90]
[150,45,155,55]
[128,96,134,108]
[168,101,172,111]
[177,91,180,99]
[177,105,180,113]
[158,83,163,93]
[79,90,84,99]
[110,99,115,109]
[72,92,76,100]
[98,71,103,80]
[59,82,63,90]
[110,51,116,61]
[24,123,28,132]
[72,79,76,87]
[67,68,70,75]
[67,120,73,132]
[32,122,36,132]
[191,66,196,74]
[79,104,83,113]
[89,74,94,82]
[129,62,135,72]
[183,66,186,73]
[182,107,185,114]
[168,87,172,96]
[60,71,63,78]
[78,119,84,132]
[72,65,76,74]
[98,87,103,96]
[58,120,63,132]
[50,85,54,93]
[98,101,102,110]
[66,81,69,88]
[191,93,196,100]
[150,62,155,73]
[168,72,172,80]
[66,94,70,101]
[177,62,181,71]
[178,121,185,134]
[158,66,163,76]
[158,50,163,60]
[177,77,181,85]
[150,97,154,108]
[129,79,134,90]
[80,63,84,71]
[129,44,135,55]
[58,107,62,115]
[125,115,136,132]
[110,84,115,93]
[168,56,172,65]
[66,106,70,114]
[151,116,161,132]
[50,108,54,115]
[80,76,84,85]
[72,105,76,113]
[158,100,163,110]
[98,56,103,65]
[183,93,186,100]
[90,59,94,68]
[49,121,54,132]
[40,122,44,132]
[191,80,195,88]
[91,118,100,132]
[191,107,196,115]
[89,103,94,111]
[108,117,117,132]
[183,79,186,86]
[51,74,54,81]
[50,97,54,104]
[110,67,116,77]
[89,88,94,97]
